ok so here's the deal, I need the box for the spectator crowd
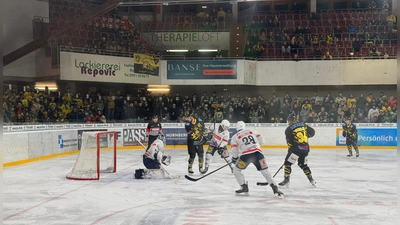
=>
[3,86,397,125]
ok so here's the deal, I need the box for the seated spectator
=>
[259,32,267,45]
[334,25,342,40]
[348,25,356,37]
[311,34,319,46]
[352,37,362,55]
[312,48,323,58]
[326,34,333,45]
[252,41,265,57]
[266,31,275,47]
[369,46,380,57]
[281,41,290,54]
[244,47,255,57]
[368,0,377,9]
[322,50,333,60]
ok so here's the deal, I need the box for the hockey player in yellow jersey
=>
[342,117,359,157]
[279,114,316,188]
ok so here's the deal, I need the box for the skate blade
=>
[275,193,284,199]
[309,183,317,188]
[235,192,249,196]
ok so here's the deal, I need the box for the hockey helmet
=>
[236,121,245,131]
[221,119,230,130]
[287,114,297,125]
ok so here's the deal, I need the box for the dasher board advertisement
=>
[167,60,237,79]
[60,52,160,84]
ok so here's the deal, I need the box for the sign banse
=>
[167,60,237,79]
[147,32,230,50]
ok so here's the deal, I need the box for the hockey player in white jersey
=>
[200,119,231,174]
[230,121,284,198]
[143,132,171,170]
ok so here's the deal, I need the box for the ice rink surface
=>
[3,148,397,225]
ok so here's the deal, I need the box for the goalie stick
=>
[136,138,179,179]
[185,162,232,182]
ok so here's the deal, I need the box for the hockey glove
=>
[162,155,171,166]
[217,147,224,155]
[231,157,238,164]
[342,131,347,137]
[351,133,357,138]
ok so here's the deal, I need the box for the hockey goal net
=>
[66,131,117,180]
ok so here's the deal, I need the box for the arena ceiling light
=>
[167,49,189,52]
[198,49,218,52]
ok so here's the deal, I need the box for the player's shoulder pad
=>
[198,118,203,122]
[185,122,190,126]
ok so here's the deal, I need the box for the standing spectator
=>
[106,92,115,121]
[367,104,379,122]
[387,95,397,108]
[386,14,396,31]
[169,103,179,122]
[352,37,362,55]
[356,93,367,115]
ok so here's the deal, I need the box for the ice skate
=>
[307,174,316,187]
[199,166,208,174]
[270,183,284,198]
[188,167,194,174]
[355,151,359,157]
[235,182,249,196]
[347,150,353,157]
[278,177,290,188]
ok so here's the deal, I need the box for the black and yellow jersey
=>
[285,122,315,150]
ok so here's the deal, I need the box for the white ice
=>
[3,148,397,225]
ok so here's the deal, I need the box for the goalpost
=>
[66,131,117,180]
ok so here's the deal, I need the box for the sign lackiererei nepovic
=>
[167,60,237,79]
[60,52,160,84]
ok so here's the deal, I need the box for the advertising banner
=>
[146,32,230,50]
[336,128,397,146]
[60,52,160,84]
[167,60,237,79]
[122,128,147,146]
[133,53,160,76]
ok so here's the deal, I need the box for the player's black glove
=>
[217,147,224,155]
[342,131,347,137]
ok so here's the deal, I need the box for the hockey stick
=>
[345,136,361,148]
[256,164,284,186]
[136,138,179,179]
[213,118,234,172]
[185,162,232,182]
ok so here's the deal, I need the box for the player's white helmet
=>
[221,119,230,130]
[236,121,245,131]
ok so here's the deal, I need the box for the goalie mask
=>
[236,121,245,131]
[158,132,166,145]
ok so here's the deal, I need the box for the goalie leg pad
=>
[143,169,165,179]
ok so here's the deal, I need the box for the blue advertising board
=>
[167,60,237,79]
[162,128,237,145]
[336,128,397,146]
